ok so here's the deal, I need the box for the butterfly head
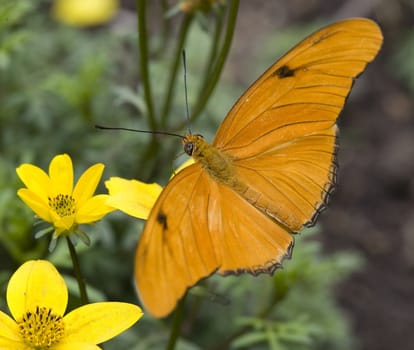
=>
[182,133,206,157]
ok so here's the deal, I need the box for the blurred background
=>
[0,0,413,349]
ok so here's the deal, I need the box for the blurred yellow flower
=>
[17,154,115,239]
[105,158,194,219]
[52,0,119,27]
[0,260,143,349]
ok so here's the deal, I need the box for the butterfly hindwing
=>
[210,181,294,275]
[233,125,337,231]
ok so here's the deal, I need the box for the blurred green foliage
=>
[394,29,414,92]
[0,1,364,349]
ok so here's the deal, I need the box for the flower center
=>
[48,194,76,217]
[18,306,65,349]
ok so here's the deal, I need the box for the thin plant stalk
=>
[160,13,194,127]
[66,236,89,305]
[190,0,239,123]
[155,0,172,57]
[201,6,226,85]
[166,295,187,350]
[137,0,157,130]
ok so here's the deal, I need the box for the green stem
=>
[66,236,89,305]
[160,13,194,128]
[201,6,225,85]
[137,0,157,130]
[139,136,160,180]
[190,0,239,123]
[154,0,172,58]
[166,295,187,350]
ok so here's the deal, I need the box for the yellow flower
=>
[0,260,143,349]
[105,158,194,219]
[52,0,119,27]
[17,154,115,239]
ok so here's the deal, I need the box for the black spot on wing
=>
[157,210,168,231]
[273,64,295,78]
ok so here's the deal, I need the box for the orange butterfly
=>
[136,18,383,318]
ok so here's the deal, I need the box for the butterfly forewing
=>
[213,18,383,152]
[136,164,219,318]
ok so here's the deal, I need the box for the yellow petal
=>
[76,195,115,223]
[72,163,104,207]
[52,0,119,27]
[105,177,162,219]
[54,342,100,350]
[0,310,21,342]
[63,302,143,344]
[49,154,74,196]
[7,260,68,321]
[16,163,51,201]
[171,158,195,178]
[0,338,27,350]
[51,211,75,232]
[17,189,52,222]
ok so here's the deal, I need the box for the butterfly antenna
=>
[182,50,192,135]
[95,125,184,139]
[97,52,193,139]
